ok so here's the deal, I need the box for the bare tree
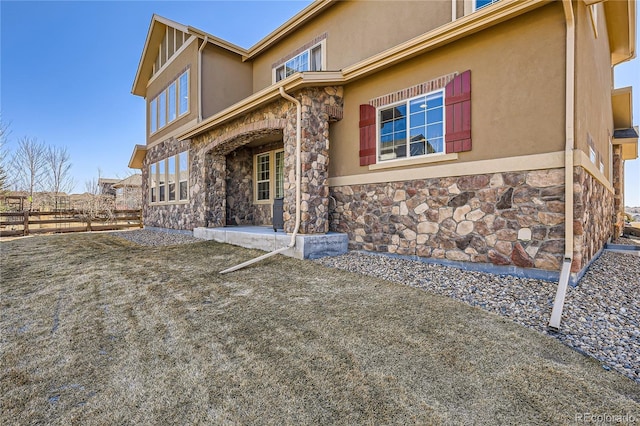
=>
[44,145,75,210]
[0,119,9,193]
[79,169,114,227]
[11,137,47,210]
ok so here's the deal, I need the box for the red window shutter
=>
[445,70,472,153]
[359,104,376,166]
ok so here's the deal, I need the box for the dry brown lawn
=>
[1,233,639,425]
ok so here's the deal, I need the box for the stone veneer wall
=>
[573,166,614,272]
[142,137,207,230]
[330,169,568,271]
[225,142,282,226]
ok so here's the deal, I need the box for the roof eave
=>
[243,0,335,61]
[187,27,249,56]
[128,144,148,169]
[605,0,637,66]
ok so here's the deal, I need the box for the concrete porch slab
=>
[193,226,348,260]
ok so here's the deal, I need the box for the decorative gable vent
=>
[152,26,189,77]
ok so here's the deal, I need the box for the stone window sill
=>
[368,153,458,171]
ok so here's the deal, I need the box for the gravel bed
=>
[111,229,201,247]
[316,250,640,384]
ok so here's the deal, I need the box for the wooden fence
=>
[0,209,142,237]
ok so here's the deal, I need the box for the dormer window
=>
[274,43,323,82]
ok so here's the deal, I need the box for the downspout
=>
[549,0,575,332]
[220,87,302,274]
[198,36,209,122]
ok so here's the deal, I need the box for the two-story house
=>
[129,0,637,286]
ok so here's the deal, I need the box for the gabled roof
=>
[131,14,247,97]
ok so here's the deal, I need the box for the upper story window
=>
[274,43,323,83]
[378,90,444,161]
[149,69,189,134]
[475,0,500,11]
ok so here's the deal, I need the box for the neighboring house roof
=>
[97,178,119,186]
[112,174,142,188]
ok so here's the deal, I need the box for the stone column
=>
[612,144,625,236]
[206,152,227,227]
[283,86,343,234]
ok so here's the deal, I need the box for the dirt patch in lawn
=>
[1,233,639,424]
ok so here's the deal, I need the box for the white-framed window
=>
[150,98,157,133]
[148,69,189,135]
[254,149,285,203]
[178,152,188,201]
[274,43,323,83]
[378,90,445,162]
[589,146,597,164]
[158,91,167,129]
[474,0,500,11]
[168,82,177,122]
[256,153,270,201]
[167,156,176,202]
[179,72,189,115]
[149,151,189,204]
[150,163,157,203]
[275,151,284,200]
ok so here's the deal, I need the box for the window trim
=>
[253,149,285,204]
[376,88,446,164]
[149,151,189,205]
[272,40,325,84]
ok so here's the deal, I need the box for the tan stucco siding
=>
[329,2,566,179]
[574,1,613,180]
[202,44,253,119]
[147,40,199,145]
[252,1,452,92]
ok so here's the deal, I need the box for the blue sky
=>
[1,0,639,205]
